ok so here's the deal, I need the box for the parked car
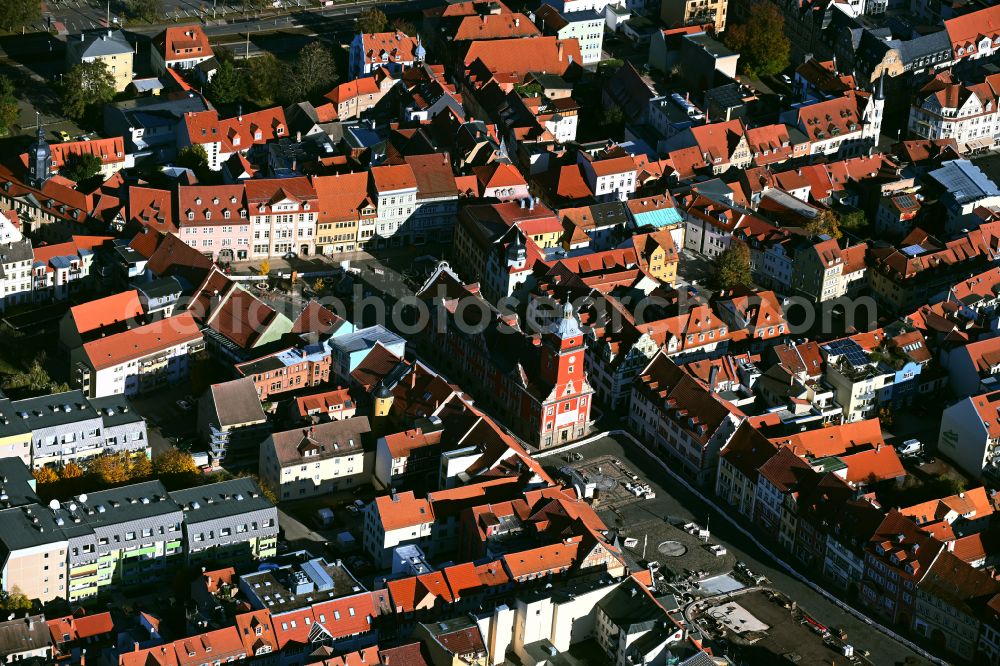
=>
[896,439,922,457]
[176,399,193,411]
[283,251,298,259]
[56,130,71,142]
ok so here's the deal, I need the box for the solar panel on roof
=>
[901,244,924,257]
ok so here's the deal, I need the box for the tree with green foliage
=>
[0,0,40,31]
[177,144,209,174]
[284,42,337,103]
[125,0,161,23]
[0,75,18,137]
[712,242,753,291]
[0,589,31,613]
[839,209,868,234]
[356,8,388,34]
[60,152,103,183]
[804,209,843,239]
[390,17,417,37]
[244,53,284,107]
[601,103,625,137]
[207,60,245,106]
[1,354,68,396]
[62,60,116,122]
[723,1,791,79]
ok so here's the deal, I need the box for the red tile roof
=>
[358,32,419,66]
[48,611,113,644]
[464,36,580,81]
[184,107,287,152]
[49,137,125,170]
[177,184,246,226]
[387,572,455,612]
[69,290,144,335]
[313,172,375,223]
[120,644,179,666]
[945,4,1000,55]
[236,608,278,657]
[454,13,540,40]
[840,445,906,485]
[129,186,175,233]
[769,419,884,459]
[795,92,870,142]
[156,25,211,62]
[295,388,352,417]
[82,312,202,371]
[375,491,433,531]
[173,627,245,666]
[370,164,417,192]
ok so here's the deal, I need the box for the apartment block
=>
[169,477,278,565]
[0,390,147,470]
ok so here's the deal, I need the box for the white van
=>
[896,439,922,457]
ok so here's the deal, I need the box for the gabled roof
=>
[82,312,201,371]
[68,290,144,336]
[155,25,211,62]
[454,12,540,40]
[358,31,419,65]
[374,490,433,531]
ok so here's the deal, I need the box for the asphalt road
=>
[561,434,937,666]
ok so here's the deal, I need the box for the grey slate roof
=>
[169,477,273,524]
[136,276,184,301]
[90,394,144,429]
[1,390,99,435]
[268,416,371,466]
[0,458,39,508]
[67,30,132,60]
[330,325,405,355]
[0,615,52,658]
[207,378,266,428]
[72,480,180,528]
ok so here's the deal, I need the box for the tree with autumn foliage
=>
[154,449,198,475]
[61,462,84,479]
[33,466,58,485]
[88,452,135,485]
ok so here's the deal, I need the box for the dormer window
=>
[205,211,211,221]
[195,197,201,205]
[233,136,241,147]
[240,209,247,218]
[223,210,231,219]
[276,126,284,135]
[230,196,238,204]
[254,131,262,140]
[187,211,194,221]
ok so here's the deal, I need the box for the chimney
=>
[410,368,417,389]
[557,41,564,62]
[296,130,302,142]
[708,365,719,392]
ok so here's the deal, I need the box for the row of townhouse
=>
[714,420,1000,663]
[0,475,276,603]
[131,157,460,260]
